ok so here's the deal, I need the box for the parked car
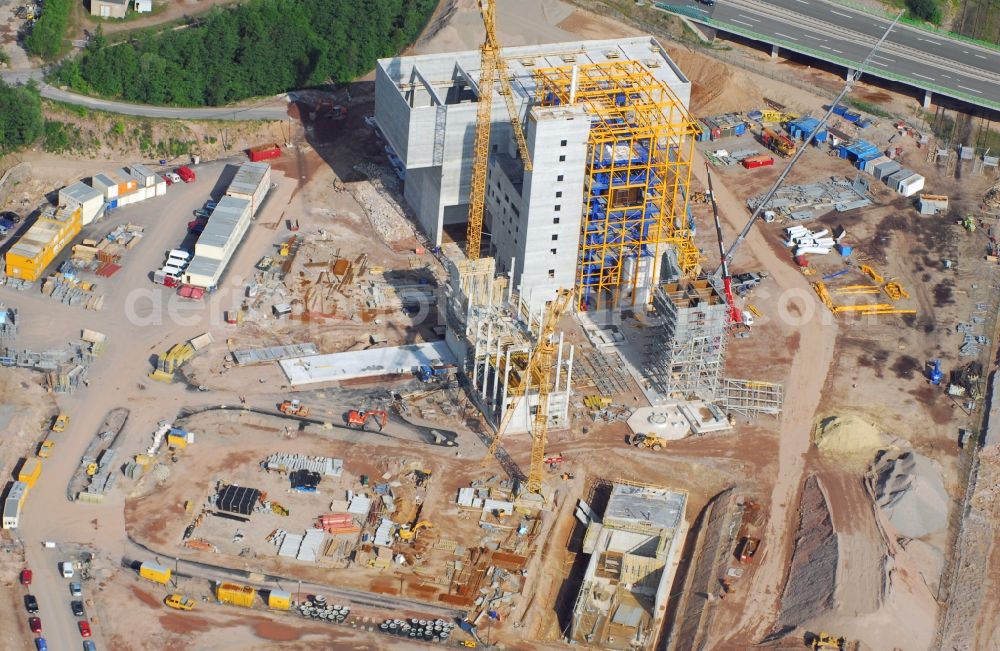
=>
[29,616,42,633]
[83,642,97,651]
[35,638,47,651]
[192,208,210,219]
[78,621,91,638]
[20,569,32,585]
[175,166,195,183]
[71,600,85,617]
[204,200,217,210]
[60,561,74,578]
[187,217,208,234]
[166,172,182,184]
[24,594,38,614]
[0,210,21,223]
[51,414,69,432]
[69,582,82,597]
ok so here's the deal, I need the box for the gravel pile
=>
[815,415,886,468]
[871,450,948,539]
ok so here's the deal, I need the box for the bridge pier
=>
[771,44,779,59]
[923,90,933,109]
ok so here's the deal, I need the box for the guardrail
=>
[655,6,1000,112]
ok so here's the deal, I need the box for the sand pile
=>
[664,47,762,115]
[815,415,887,467]
[871,451,948,539]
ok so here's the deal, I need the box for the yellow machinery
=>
[882,281,909,300]
[164,594,195,611]
[398,521,432,542]
[629,433,667,451]
[532,61,700,309]
[86,463,98,477]
[149,342,195,383]
[859,264,884,284]
[464,0,533,260]
[484,288,575,494]
[278,399,310,417]
[812,281,835,311]
[270,502,289,517]
[759,109,798,123]
[810,632,845,650]
[37,440,54,458]
[51,414,69,432]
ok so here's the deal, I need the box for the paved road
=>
[661,0,1000,110]
[0,69,292,120]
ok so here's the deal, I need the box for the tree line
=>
[53,0,439,106]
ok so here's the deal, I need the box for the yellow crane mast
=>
[484,288,575,494]
[465,0,533,260]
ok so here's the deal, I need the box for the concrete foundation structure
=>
[570,481,688,649]
[375,37,694,312]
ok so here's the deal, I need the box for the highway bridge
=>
[658,0,1000,112]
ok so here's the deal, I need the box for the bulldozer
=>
[808,632,846,650]
[629,432,668,451]
[278,399,310,417]
[346,409,387,432]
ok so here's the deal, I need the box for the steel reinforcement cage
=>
[532,61,701,311]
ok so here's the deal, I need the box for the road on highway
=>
[666,0,1000,109]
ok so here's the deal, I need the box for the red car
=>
[78,621,91,638]
[20,569,32,585]
[29,617,41,633]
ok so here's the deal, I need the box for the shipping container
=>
[267,590,291,610]
[248,144,281,162]
[2,481,28,529]
[194,196,252,261]
[139,561,172,584]
[217,582,256,608]
[59,182,104,226]
[898,173,925,197]
[129,163,157,188]
[18,458,41,488]
[5,205,83,281]
[741,155,774,169]
[225,161,271,215]
[91,173,119,199]
[166,434,188,449]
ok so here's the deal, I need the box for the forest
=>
[53,0,438,106]
[0,81,44,153]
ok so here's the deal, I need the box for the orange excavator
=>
[346,409,387,432]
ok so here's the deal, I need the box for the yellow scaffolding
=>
[532,61,701,311]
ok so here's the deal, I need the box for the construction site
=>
[2,0,1000,650]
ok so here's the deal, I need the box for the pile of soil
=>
[778,475,837,628]
[666,48,762,115]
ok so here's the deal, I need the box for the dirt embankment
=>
[778,476,837,629]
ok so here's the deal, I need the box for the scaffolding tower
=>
[645,279,727,400]
[532,60,701,311]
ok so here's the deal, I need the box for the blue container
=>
[734,123,746,136]
[837,244,852,257]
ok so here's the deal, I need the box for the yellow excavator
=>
[398,521,432,542]
[629,432,668,451]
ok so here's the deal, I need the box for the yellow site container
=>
[167,434,188,449]
[18,458,41,488]
[139,561,172,584]
[5,205,81,281]
[267,590,291,610]
[217,582,256,608]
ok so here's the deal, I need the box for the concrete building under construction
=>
[571,481,688,649]
[644,279,727,401]
[375,36,700,312]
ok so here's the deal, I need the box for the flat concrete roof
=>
[605,482,686,531]
[228,162,269,196]
[378,36,687,104]
[279,341,456,386]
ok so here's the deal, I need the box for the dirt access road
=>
[689,153,840,644]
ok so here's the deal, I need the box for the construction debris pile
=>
[65,223,145,278]
[957,310,990,357]
[69,407,129,503]
[869,450,948,538]
[986,181,1000,209]
[350,163,416,243]
[747,176,872,220]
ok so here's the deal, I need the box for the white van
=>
[167,249,190,263]
[162,264,184,278]
[60,561,74,578]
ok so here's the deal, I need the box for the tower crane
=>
[465,0,533,261]
[483,288,574,494]
[710,13,901,283]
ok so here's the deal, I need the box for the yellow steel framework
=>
[484,288,575,494]
[532,61,701,311]
[465,0,533,261]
